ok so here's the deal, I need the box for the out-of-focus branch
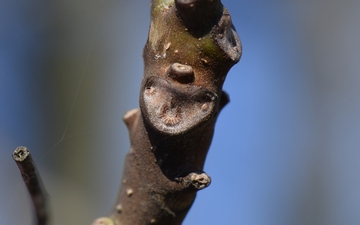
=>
[12,146,48,225]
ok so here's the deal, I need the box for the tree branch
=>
[12,146,48,225]
[12,1,241,224]
[94,0,242,224]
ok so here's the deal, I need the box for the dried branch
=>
[12,146,48,225]
[94,0,242,224]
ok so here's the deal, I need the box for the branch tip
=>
[12,146,49,225]
[12,146,30,162]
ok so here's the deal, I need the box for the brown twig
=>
[12,146,48,225]
[91,0,242,224]
[14,1,240,224]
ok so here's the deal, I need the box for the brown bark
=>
[12,146,49,225]
[102,0,242,224]
[13,1,241,224]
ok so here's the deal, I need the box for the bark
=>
[13,1,241,224]
[96,0,242,224]
[12,146,48,225]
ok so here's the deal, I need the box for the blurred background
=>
[1,0,360,224]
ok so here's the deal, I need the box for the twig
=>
[12,146,48,225]
[94,0,242,224]
[91,0,241,224]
